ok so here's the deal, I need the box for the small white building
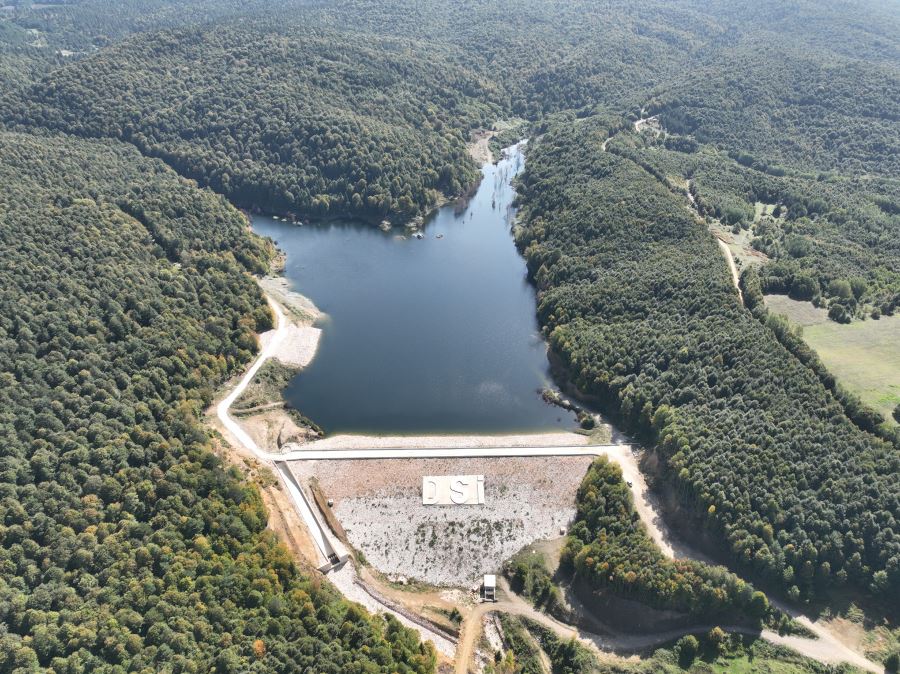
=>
[483,574,497,602]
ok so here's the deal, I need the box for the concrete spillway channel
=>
[274,461,350,572]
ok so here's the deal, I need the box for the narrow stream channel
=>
[252,143,577,434]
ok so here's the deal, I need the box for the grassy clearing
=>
[232,359,297,411]
[503,547,561,614]
[754,201,778,222]
[864,624,899,667]
[697,653,820,673]
[764,295,830,327]
[765,295,900,424]
[705,205,769,270]
[496,614,839,673]
[804,317,900,423]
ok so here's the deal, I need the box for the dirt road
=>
[455,579,882,674]
[215,295,458,655]
[220,290,879,674]
[717,237,744,304]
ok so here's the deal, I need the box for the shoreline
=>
[257,275,322,368]
[467,128,497,165]
[287,430,590,451]
[211,291,461,659]
[259,273,321,321]
[250,143,585,447]
[225,270,325,452]
[210,282,880,672]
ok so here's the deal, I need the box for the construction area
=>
[210,289,886,674]
[289,455,593,586]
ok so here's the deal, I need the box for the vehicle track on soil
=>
[219,289,880,673]
[216,296,458,657]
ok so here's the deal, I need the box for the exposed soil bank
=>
[228,276,324,453]
[286,431,589,451]
[467,128,496,165]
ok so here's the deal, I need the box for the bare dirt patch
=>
[634,115,662,136]
[682,180,769,274]
[259,322,320,367]
[259,274,320,322]
[290,456,593,587]
[257,275,322,367]
[230,274,324,452]
[239,407,316,453]
[708,218,770,268]
[231,359,321,452]
[467,120,526,165]
[467,129,496,165]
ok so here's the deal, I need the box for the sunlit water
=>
[251,144,575,434]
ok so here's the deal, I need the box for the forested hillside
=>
[1,0,899,667]
[606,132,900,317]
[3,21,499,222]
[566,458,771,621]
[6,0,899,225]
[309,0,900,157]
[515,116,899,602]
[651,42,900,176]
[0,131,435,672]
[0,0,303,52]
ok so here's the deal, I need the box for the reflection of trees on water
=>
[491,144,525,224]
[456,142,526,220]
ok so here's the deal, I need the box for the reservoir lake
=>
[251,144,576,434]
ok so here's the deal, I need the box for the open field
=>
[289,456,594,587]
[765,295,900,424]
[764,294,831,327]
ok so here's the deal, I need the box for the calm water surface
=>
[251,144,575,434]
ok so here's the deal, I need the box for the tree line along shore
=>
[0,0,898,671]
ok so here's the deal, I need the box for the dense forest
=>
[651,42,900,176]
[505,457,776,625]
[565,458,770,620]
[606,130,900,316]
[2,21,500,222]
[1,0,899,670]
[515,116,899,602]
[0,131,435,672]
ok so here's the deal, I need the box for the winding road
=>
[218,292,881,673]
[455,579,882,674]
[217,296,289,458]
[216,297,463,654]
